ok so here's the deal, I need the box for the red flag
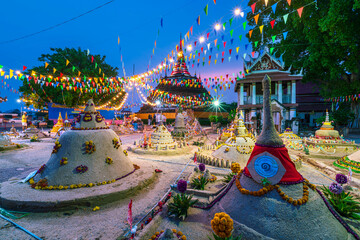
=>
[128,200,133,229]
[190,26,193,35]
[207,32,210,39]
[223,41,227,48]
[194,41,197,47]
[251,2,256,14]
[213,0,216,4]
[23,66,27,71]
[91,56,94,63]
[229,49,232,55]
[270,19,275,29]
[194,153,197,163]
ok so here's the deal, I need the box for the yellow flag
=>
[31,71,35,76]
[259,25,264,34]
[45,62,49,68]
[78,71,81,77]
[236,47,239,53]
[215,59,217,65]
[9,69,13,78]
[118,36,120,45]
[66,59,70,66]
[99,68,101,74]
[0,71,4,76]
[53,68,56,73]
[254,14,259,25]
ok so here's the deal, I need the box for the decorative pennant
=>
[249,30,253,38]
[251,2,256,13]
[255,41,258,47]
[66,59,70,66]
[197,16,200,25]
[283,14,289,24]
[272,3,278,14]
[230,29,234,37]
[259,25,264,34]
[243,21,247,30]
[270,19,276,29]
[229,18,233,26]
[204,4,208,15]
[236,47,239,53]
[254,14,260,25]
[22,66,27,71]
[297,7,304,18]
[45,62,49,68]
[272,35,276,43]
[283,32,288,40]
[287,0,291,6]
[270,47,274,54]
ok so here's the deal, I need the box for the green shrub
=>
[167,193,198,220]
[320,185,360,219]
[209,233,243,240]
[191,176,209,190]
[223,173,235,183]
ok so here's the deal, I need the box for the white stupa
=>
[151,124,177,149]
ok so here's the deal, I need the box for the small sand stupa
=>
[32,99,135,187]
[0,133,12,147]
[172,112,187,137]
[211,75,356,239]
[51,113,64,133]
[151,124,177,150]
[315,110,340,139]
[211,115,254,165]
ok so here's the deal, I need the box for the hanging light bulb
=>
[214,23,221,31]
[234,8,241,16]
[199,36,205,43]
[187,44,193,51]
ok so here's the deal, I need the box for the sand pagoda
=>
[315,110,340,139]
[0,133,12,147]
[211,75,356,239]
[51,112,64,133]
[151,124,177,150]
[172,111,188,137]
[32,99,135,187]
[211,115,255,165]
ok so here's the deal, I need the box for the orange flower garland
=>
[235,170,316,206]
[211,212,233,238]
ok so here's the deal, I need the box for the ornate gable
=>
[247,52,284,73]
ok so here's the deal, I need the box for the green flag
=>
[255,41,258,47]
[239,35,242,41]
[230,29,234,38]
[222,22,226,30]
[270,47,274,54]
[204,4,208,15]
[229,18,233,26]
[283,14,289,24]
[72,66,75,72]
[272,35,276,43]
[243,21,247,30]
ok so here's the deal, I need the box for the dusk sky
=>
[0,0,253,112]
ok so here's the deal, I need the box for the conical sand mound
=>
[211,75,356,239]
[33,99,134,187]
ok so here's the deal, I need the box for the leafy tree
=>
[246,0,360,126]
[19,47,124,108]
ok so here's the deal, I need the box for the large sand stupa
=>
[172,112,188,137]
[151,124,177,149]
[211,75,357,239]
[32,99,135,187]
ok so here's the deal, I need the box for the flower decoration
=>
[93,206,100,211]
[31,178,48,189]
[83,113,92,122]
[329,182,343,195]
[199,163,205,172]
[211,212,233,239]
[95,114,103,123]
[75,165,88,174]
[105,157,113,164]
[52,140,62,154]
[225,147,230,153]
[177,179,187,193]
[230,162,241,174]
[112,138,121,149]
[75,114,81,122]
[123,150,128,156]
[60,157,68,166]
[335,174,348,185]
[85,141,96,154]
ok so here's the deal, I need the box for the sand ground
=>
[0,133,356,240]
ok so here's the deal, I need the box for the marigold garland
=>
[235,170,316,206]
[148,229,187,240]
[52,140,61,154]
[230,162,241,174]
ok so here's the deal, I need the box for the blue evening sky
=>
[0,0,252,112]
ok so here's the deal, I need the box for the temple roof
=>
[170,44,191,77]
[245,48,285,73]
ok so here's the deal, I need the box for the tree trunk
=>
[350,102,360,128]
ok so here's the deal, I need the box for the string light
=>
[187,44,193,51]
[214,23,221,31]
[199,36,205,43]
